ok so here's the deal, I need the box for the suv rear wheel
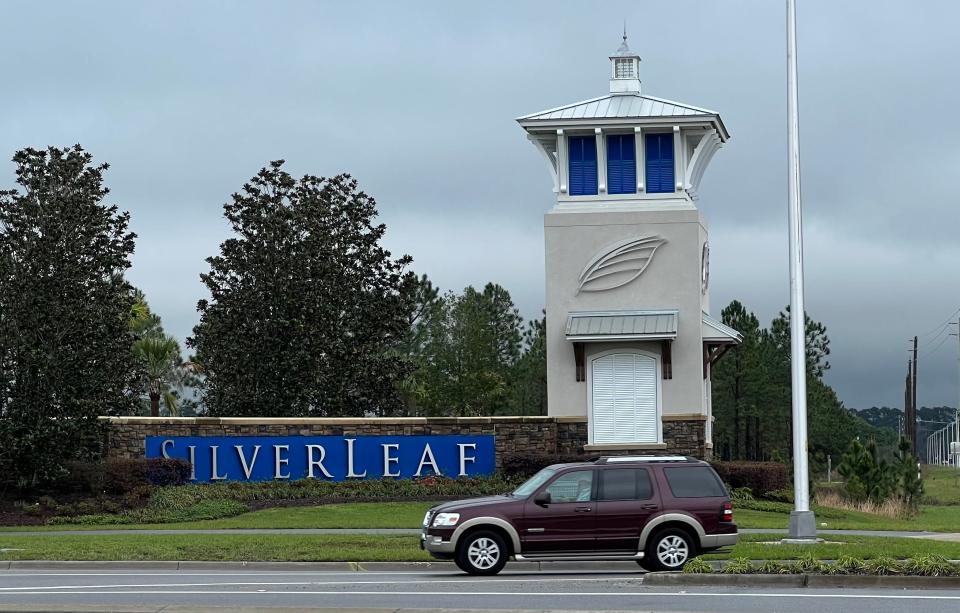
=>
[640,528,696,572]
[455,530,508,576]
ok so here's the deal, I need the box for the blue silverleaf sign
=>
[145,435,495,482]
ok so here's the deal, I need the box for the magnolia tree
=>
[190,161,418,417]
[0,146,138,487]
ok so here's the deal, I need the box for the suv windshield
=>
[512,466,560,497]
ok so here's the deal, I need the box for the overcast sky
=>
[2,0,959,410]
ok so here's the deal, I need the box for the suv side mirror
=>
[534,491,551,506]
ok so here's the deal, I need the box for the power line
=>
[920,333,953,359]
[919,306,960,340]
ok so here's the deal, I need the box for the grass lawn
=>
[1,532,958,562]
[0,534,431,562]
[736,504,960,532]
[4,499,960,533]
[923,466,960,505]
[0,502,436,532]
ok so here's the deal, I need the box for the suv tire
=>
[455,530,508,576]
[640,528,696,572]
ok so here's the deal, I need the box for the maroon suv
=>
[421,456,737,575]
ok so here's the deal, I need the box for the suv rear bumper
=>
[701,531,738,548]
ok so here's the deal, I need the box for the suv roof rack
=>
[594,455,693,464]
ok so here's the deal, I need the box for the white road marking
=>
[1,590,960,600]
[0,576,643,591]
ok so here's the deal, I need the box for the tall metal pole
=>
[955,322,960,467]
[785,0,816,540]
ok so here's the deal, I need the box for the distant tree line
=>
[710,300,896,466]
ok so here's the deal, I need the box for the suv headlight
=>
[432,512,461,527]
[422,511,432,527]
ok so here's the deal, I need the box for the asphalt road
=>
[3,568,960,612]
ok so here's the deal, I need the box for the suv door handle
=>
[640,504,659,510]
[574,506,592,512]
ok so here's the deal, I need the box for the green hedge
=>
[712,461,788,497]
[48,475,527,526]
[684,554,960,576]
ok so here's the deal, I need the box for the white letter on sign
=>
[306,445,333,479]
[160,439,174,459]
[415,444,441,477]
[235,444,261,480]
[381,443,400,477]
[457,443,477,477]
[346,438,367,478]
[188,445,196,481]
[210,446,227,480]
[274,444,290,479]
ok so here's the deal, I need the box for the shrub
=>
[145,459,192,486]
[711,462,788,497]
[829,555,866,575]
[863,556,902,575]
[756,560,792,574]
[792,553,828,574]
[764,488,794,503]
[682,557,713,574]
[902,555,960,577]
[729,487,754,502]
[722,557,753,574]
[500,453,592,478]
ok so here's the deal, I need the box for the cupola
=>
[610,33,641,94]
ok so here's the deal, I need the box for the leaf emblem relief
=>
[576,236,667,294]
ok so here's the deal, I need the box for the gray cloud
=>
[2,0,958,410]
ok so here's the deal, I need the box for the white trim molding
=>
[684,128,723,201]
[527,133,559,194]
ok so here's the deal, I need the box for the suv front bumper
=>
[420,528,456,559]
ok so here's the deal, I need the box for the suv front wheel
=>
[455,530,508,576]
[640,528,696,572]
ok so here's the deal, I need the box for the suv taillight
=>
[721,501,733,522]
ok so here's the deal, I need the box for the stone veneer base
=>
[99,416,709,467]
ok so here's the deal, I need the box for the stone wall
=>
[100,416,707,467]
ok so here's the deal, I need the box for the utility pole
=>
[784,0,815,541]
[912,336,919,452]
[905,360,913,448]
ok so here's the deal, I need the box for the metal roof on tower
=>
[517,93,728,141]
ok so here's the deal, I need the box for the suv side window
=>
[598,468,653,500]
[545,470,594,502]
[663,466,726,498]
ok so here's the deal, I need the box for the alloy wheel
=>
[467,536,501,570]
[656,534,689,568]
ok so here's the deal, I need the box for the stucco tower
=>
[517,35,740,458]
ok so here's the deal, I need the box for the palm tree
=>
[133,333,190,417]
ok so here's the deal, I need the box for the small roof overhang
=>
[701,312,743,345]
[565,310,678,342]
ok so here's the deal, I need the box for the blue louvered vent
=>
[568,136,598,196]
[644,132,675,194]
[606,134,637,195]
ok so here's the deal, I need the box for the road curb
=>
[645,572,960,589]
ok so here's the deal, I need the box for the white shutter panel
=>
[591,355,616,443]
[634,355,658,443]
[591,352,659,444]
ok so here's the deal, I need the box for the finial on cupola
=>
[610,26,641,95]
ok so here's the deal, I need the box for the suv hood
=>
[430,495,514,514]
